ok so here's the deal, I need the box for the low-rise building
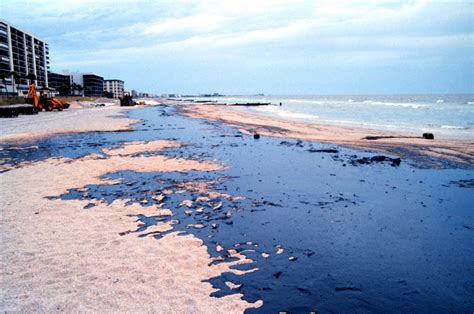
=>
[48,72,71,95]
[83,73,104,97]
[103,79,124,98]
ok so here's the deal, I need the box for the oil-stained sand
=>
[1,133,261,311]
[1,103,473,313]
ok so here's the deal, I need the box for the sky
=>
[2,0,473,95]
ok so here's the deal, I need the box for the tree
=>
[26,73,36,85]
[71,83,83,96]
[0,70,9,95]
[57,84,70,96]
[76,84,83,95]
[8,71,21,95]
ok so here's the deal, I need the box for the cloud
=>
[4,0,472,93]
[144,15,227,35]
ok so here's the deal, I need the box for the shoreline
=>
[1,102,473,312]
[174,102,474,169]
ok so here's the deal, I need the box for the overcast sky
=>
[2,0,473,95]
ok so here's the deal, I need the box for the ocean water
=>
[188,95,474,139]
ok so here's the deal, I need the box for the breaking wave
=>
[361,100,428,109]
[440,125,468,130]
[254,106,319,121]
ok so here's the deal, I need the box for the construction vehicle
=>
[25,83,70,112]
[119,94,136,106]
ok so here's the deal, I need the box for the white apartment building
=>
[104,79,124,98]
[0,19,49,94]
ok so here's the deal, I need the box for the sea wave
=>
[467,101,474,105]
[436,99,444,103]
[254,106,319,120]
[440,125,468,130]
[287,99,324,105]
[361,100,428,109]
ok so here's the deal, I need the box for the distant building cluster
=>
[104,79,124,99]
[0,19,155,99]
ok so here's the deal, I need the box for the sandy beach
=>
[1,102,473,312]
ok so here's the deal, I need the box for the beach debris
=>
[187,223,204,229]
[83,202,96,209]
[297,287,312,295]
[365,133,434,140]
[225,210,232,218]
[213,202,223,210]
[261,252,270,258]
[184,210,193,216]
[422,133,434,140]
[179,199,193,208]
[216,244,224,252]
[289,256,297,261]
[278,140,304,147]
[253,133,260,139]
[303,249,315,257]
[449,179,474,189]
[276,245,284,254]
[263,200,282,207]
[229,102,270,106]
[308,148,339,153]
[351,155,401,167]
[335,286,362,292]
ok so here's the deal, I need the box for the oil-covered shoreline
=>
[1,104,473,312]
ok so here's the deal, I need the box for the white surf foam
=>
[440,125,468,129]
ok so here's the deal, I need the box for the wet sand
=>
[0,104,137,144]
[1,103,473,312]
[177,103,474,168]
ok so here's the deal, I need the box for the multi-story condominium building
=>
[0,19,49,94]
[104,79,124,98]
[48,72,71,95]
[83,73,104,97]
